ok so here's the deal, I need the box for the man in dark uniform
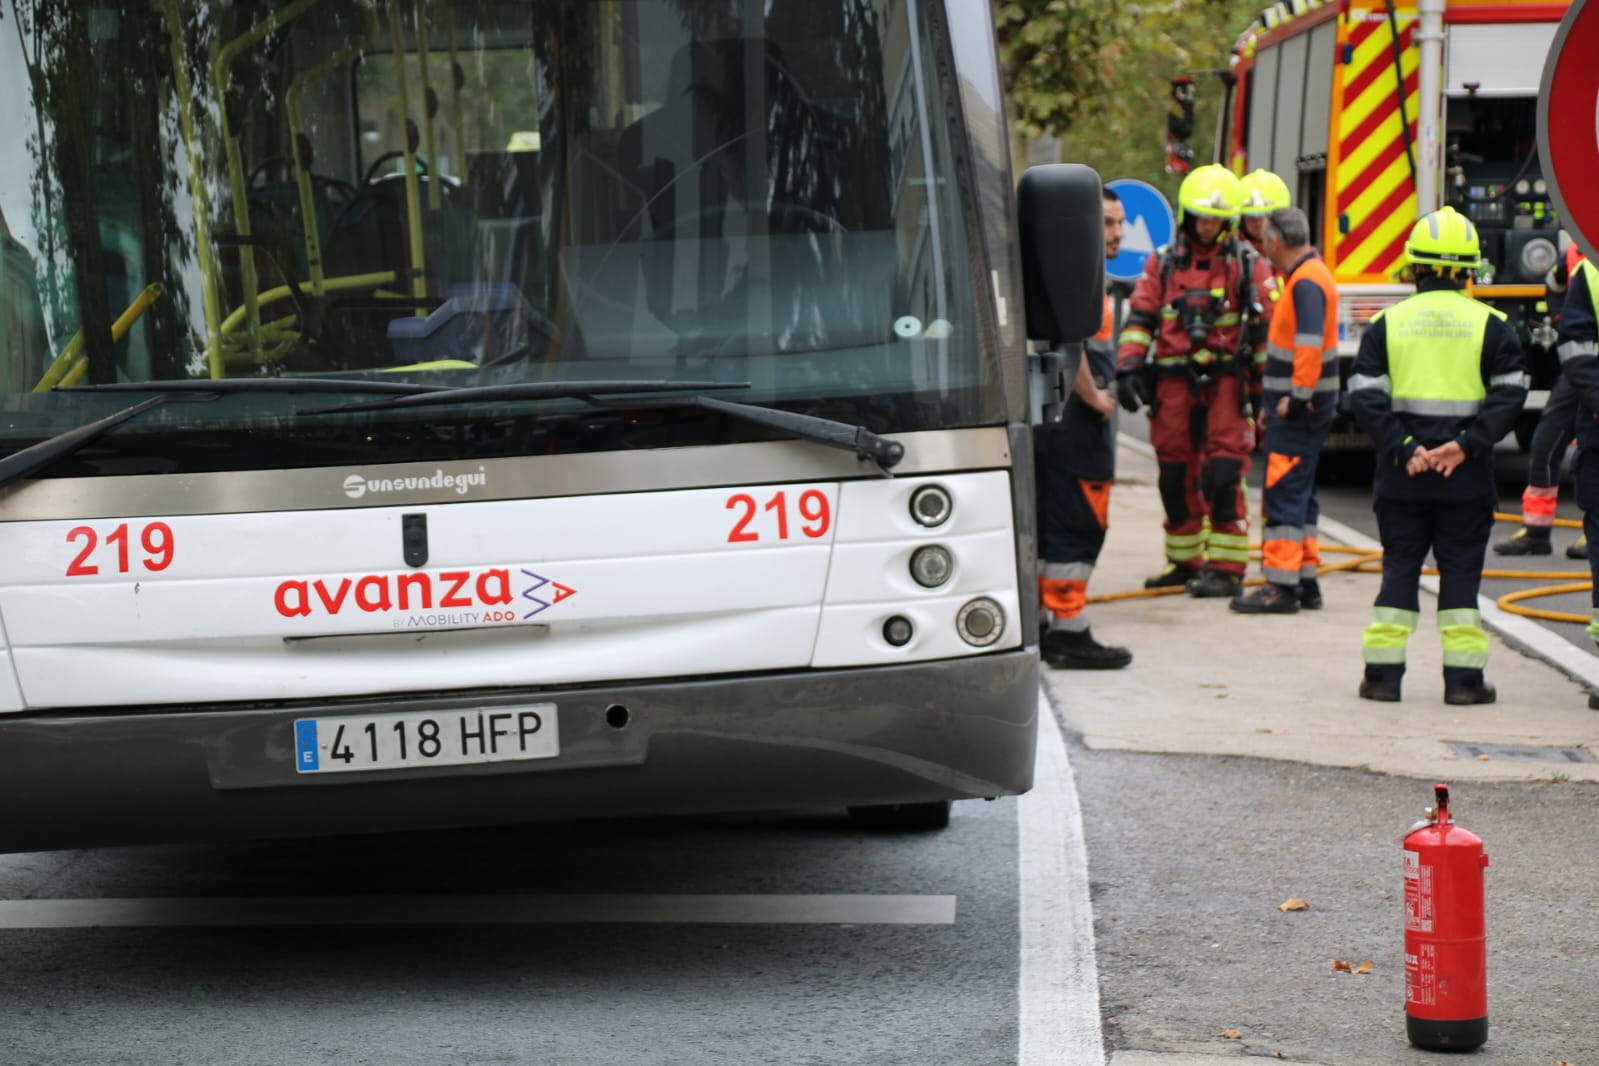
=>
[1346,207,1527,704]
[1036,186,1132,669]
[1541,251,1599,706]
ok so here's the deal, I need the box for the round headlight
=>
[910,545,954,588]
[1533,178,1548,195]
[1514,179,1531,196]
[909,485,952,527]
[1519,237,1559,280]
[956,598,1005,647]
[882,616,914,647]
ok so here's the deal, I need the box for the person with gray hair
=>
[1231,206,1341,614]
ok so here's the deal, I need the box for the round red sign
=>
[1538,0,1599,259]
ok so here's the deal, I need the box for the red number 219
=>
[65,522,176,576]
[725,490,831,543]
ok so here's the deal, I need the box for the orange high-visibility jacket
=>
[1263,251,1339,412]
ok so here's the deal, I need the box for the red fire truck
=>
[1216,0,1570,451]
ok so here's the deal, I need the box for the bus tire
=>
[846,800,952,832]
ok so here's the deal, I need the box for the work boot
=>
[1186,568,1242,598]
[1444,678,1498,705]
[1143,563,1195,590]
[1041,628,1132,670]
[1298,578,1324,610]
[1359,677,1402,702]
[1229,583,1300,614]
[1493,527,1551,555]
[1567,534,1589,560]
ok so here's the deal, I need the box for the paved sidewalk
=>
[1044,439,1599,782]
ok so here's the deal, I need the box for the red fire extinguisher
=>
[1403,783,1489,1050]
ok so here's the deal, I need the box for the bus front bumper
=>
[0,653,1039,853]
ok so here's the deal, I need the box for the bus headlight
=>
[956,597,1004,647]
[909,545,954,588]
[909,485,952,527]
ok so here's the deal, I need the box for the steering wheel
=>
[248,155,360,205]
[362,150,430,186]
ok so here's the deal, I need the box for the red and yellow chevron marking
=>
[1326,6,1420,282]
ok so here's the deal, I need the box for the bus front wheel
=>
[846,800,951,832]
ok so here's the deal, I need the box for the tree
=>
[994,0,1261,196]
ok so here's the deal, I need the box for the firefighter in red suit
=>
[1115,164,1277,597]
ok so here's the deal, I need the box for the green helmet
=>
[1177,164,1242,223]
[1238,169,1291,216]
[1404,206,1482,270]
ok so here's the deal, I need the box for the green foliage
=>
[994,0,1263,197]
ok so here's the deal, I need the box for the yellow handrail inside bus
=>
[287,4,379,295]
[159,0,224,379]
[212,0,323,365]
[386,0,429,310]
[445,7,467,169]
[35,284,165,392]
[219,269,397,338]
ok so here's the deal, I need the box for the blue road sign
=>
[1105,179,1176,283]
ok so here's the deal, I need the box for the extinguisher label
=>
[1406,943,1438,1006]
[1403,849,1434,933]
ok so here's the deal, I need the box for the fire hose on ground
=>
[1086,513,1593,625]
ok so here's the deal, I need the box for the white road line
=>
[1316,514,1599,691]
[1018,692,1105,1066]
[0,893,956,929]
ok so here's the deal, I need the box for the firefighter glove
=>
[1116,368,1149,413]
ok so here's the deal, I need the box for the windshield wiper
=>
[0,379,452,493]
[620,394,905,473]
[303,381,906,473]
[299,379,748,413]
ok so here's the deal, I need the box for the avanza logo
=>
[274,567,577,624]
[342,466,487,499]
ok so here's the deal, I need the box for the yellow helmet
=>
[1403,206,1481,270]
[1177,164,1242,223]
[1238,169,1291,216]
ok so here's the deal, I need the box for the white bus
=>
[0,0,1101,851]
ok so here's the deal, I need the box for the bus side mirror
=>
[1017,164,1105,345]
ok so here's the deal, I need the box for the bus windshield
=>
[0,0,994,477]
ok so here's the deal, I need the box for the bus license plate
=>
[293,705,558,775]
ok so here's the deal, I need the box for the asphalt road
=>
[0,804,1033,1065]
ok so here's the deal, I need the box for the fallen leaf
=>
[1478,754,1492,762]
[1333,959,1352,972]
[1256,727,1289,735]
[1218,1030,1243,1039]
[1199,683,1228,689]
[1354,961,1372,974]
[1278,898,1311,912]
